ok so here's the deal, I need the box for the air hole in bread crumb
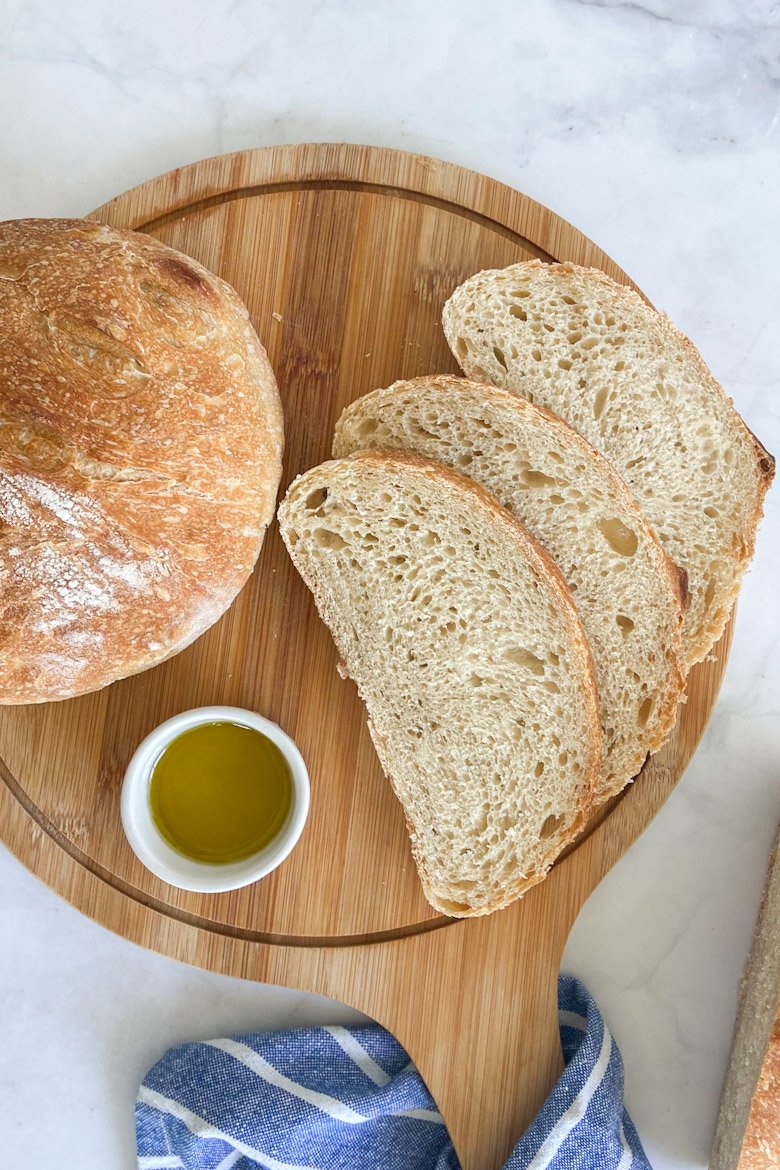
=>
[493,346,508,370]
[313,528,346,550]
[557,358,573,371]
[534,761,545,777]
[412,421,439,439]
[358,418,378,436]
[531,348,542,362]
[503,647,545,675]
[581,337,599,351]
[511,288,531,298]
[439,899,472,915]
[521,469,558,488]
[469,674,483,687]
[598,518,638,557]
[456,337,468,362]
[638,697,653,727]
[593,387,609,420]
[616,614,634,638]
[562,295,576,305]
[510,304,527,321]
[305,487,328,511]
[540,814,562,838]
[703,506,718,518]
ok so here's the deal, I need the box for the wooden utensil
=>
[0,144,732,1170]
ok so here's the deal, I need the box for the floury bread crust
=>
[334,375,687,802]
[0,218,283,703]
[443,260,774,667]
[278,450,601,917]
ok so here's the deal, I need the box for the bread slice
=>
[443,261,775,666]
[711,824,780,1170]
[334,375,687,802]
[278,450,601,916]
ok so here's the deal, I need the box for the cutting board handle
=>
[292,834,600,1170]
[303,737,717,1170]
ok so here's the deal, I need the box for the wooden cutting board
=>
[0,144,732,1169]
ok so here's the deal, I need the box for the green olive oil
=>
[149,721,293,864]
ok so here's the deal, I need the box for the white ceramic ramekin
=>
[120,705,310,893]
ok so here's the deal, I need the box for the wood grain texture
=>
[0,144,732,1169]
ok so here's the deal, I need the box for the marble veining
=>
[1,1,778,1167]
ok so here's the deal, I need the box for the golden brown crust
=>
[713,826,780,1170]
[737,1009,780,1170]
[0,218,283,703]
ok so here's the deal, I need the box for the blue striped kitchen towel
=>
[136,974,651,1169]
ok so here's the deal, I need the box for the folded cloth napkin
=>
[136,974,651,1169]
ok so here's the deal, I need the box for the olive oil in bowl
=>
[149,721,294,864]
[121,706,310,893]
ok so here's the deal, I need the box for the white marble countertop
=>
[1,1,778,1166]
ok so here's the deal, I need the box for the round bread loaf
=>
[0,218,283,704]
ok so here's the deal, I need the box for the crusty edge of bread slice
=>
[278,448,603,916]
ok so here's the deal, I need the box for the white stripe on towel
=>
[214,1151,244,1170]
[206,1038,368,1124]
[616,1124,633,1170]
[392,1107,446,1124]
[525,1022,614,1170]
[138,1085,320,1170]
[138,1158,185,1169]
[323,1026,391,1087]
[559,1011,588,1032]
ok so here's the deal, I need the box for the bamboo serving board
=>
[0,144,732,1170]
